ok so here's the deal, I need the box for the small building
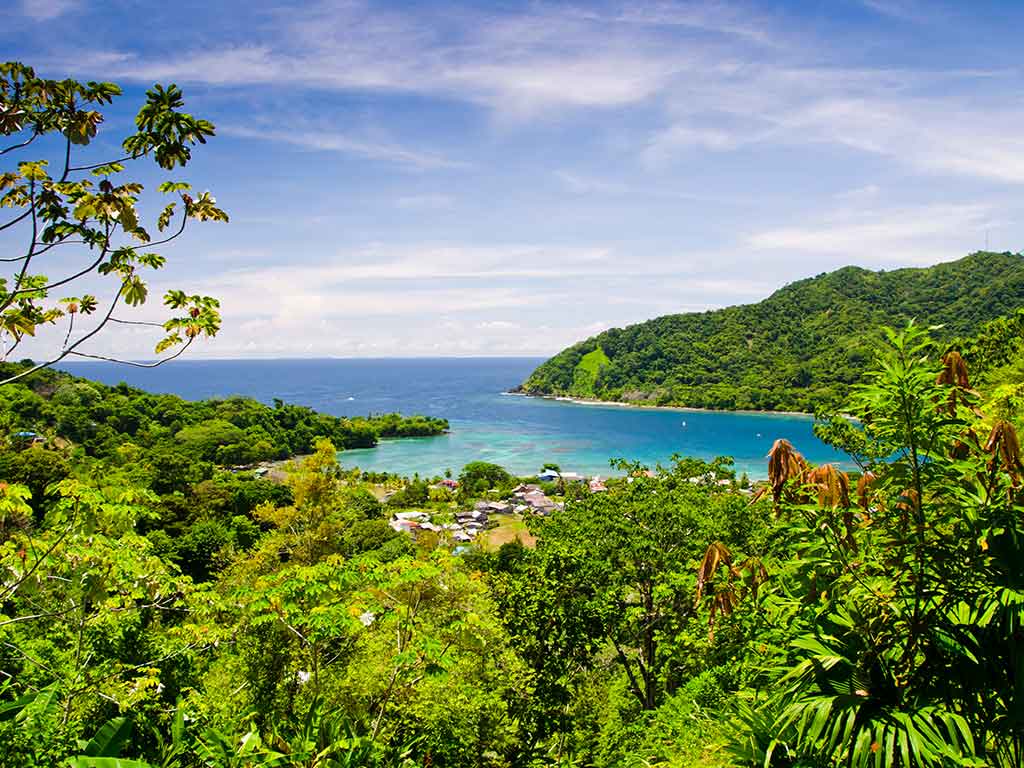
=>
[512,483,541,498]
[394,511,430,522]
[13,430,46,447]
[589,477,607,492]
[523,494,555,514]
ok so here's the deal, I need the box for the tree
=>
[730,324,1024,767]
[0,61,227,385]
[458,461,512,497]
[532,460,764,712]
[0,445,69,516]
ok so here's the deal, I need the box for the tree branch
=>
[0,132,38,156]
[67,154,138,173]
[67,337,195,368]
[0,279,127,385]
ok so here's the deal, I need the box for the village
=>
[387,468,608,546]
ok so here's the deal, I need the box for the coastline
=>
[502,391,815,418]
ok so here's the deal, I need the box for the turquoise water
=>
[61,358,849,479]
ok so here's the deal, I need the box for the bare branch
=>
[67,154,138,173]
[0,132,38,156]
[0,279,128,386]
[109,317,166,328]
[145,210,188,248]
[62,313,75,350]
[1,179,39,311]
[0,517,78,602]
[0,209,32,233]
[67,337,196,368]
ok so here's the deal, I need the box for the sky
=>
[4,0,1024,359]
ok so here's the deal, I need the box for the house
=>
[13,430,46,447]
[589,477,607,492]
[537,469,560,482]
[394,511,429,522]
[511,483,541,497]
[486,501,512,514]
[439,478,459,489]
[559,472,584,483]
[523,490,549,506]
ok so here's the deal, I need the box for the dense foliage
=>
[519,251,1024,411]
[0,361,448,461]
[2,319,1024,766]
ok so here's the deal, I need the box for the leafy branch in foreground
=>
[0,62,227,385]
[729,323,1024,767]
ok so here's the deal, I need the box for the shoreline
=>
[502,391,815,419]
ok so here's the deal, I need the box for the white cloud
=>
[25,1,1024,185]
[20,0,79,21]
[39,1,766,117]
[857,0,927,22]
[222,125,464,170]
[396,194,455,209]
[646,61,1024,182]
[554,170,628,195]
[747,203,994,262]
[835,184,882,202]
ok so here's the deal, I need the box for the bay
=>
[60,358,849,478]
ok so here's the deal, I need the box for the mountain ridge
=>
[517,251,1024,412]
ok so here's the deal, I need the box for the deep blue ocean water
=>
[60,358,848,479]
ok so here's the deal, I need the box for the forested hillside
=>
[5,322,1024,767]
[0,361,447,468]
[519,251,1024,411]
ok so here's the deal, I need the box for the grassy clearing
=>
[571,346,610,396]
[484,514,537,549]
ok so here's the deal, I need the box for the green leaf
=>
[82,717,133,757]
[123,276,148,307]
[157,181,191,193]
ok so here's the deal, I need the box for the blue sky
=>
[5,0,1024,358]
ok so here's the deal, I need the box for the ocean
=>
[60,358,849,479]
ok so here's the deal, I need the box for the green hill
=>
[517,251,1024,412]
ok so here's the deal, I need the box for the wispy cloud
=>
[554,170,629,195]
[747,202,994,262]
[857,0,928,23]
[38,1,776,117]
[19,0,79,21]
[646,62,1024,182]
[222,125,465,170]
[9,0,1024,360]
[396,194,455,209]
